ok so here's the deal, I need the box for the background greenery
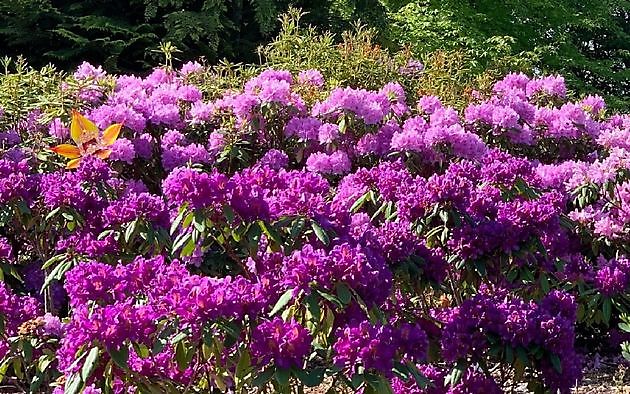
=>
[385,0,630,112]
[0,0,628,111]
[0,0,388,71]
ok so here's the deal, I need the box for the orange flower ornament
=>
[50,110,123,169]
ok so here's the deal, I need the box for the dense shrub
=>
[0,56,629,393]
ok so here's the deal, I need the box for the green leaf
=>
[316,290,343,308]
[338,116,347,134]
[175,341,187,371]
[392,362,409,380]
[170,205,187,235]
[180,237,196,257]
[295,368,325,387]
[505,345,514,363]
[439,209,449,223]
[336,283,352,305]
[193,211,206,232]
[223,205,235,223]
[171,332,187,344]
[445,360,466,386]
[275,368,291,386]
[0,358,11,383]
[124,219,138,243]
[269,289,294,317]
[29,372,43,392]
[152,337,167,355]
[603,297,612,325]
[473,260,486,276]
[107,346,129,369]
[406,362,429,389]
[365,374,393,394]
[17,200,31,215]
[133,343,151,359]
[540,273,550,294]
[311,221,329,245]
[305,293,321,322]
[64,373,83,394]
[235,350,251,380]
[41,253,65,271]
[289,218,306,239]
[252,367,274,387]
[181,211,195,229]
[37,355,53,372]
[21,339,32,362]
[81,347,100,382]
[350,192,370,213]
[41,259,72,293]
[172,232,192,253]
[370,200,388,221]
[44,207,61,221]
[175,341,194,371]
[350,373,365,389]
[258,220,282,244]
[549,353,562,374]
[516,347,530,367]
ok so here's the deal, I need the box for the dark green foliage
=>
[0,0,273,71]
[386,0,630,111]
[0,0,390,73]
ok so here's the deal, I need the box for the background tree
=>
[385,0,630,110]
[0,0,388,72]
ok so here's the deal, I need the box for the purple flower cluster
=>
[60,255,269,379]
[312,86,390,125]
[103,192,169,228]
[297,69,324,88]
[250,317,311,368]
[439,288,581,392]
[0,237,13,262]
[390,364,503,394]
[162,167,228,210]
[306,151,351,175]
[465,73,604,151]
[282,243,392,305]
[0,283,41,358]
[0,156,38,204]
[333,321,427,374]
[161,129,211,170]
[594,256,630,296]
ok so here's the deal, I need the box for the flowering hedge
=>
[0,61,629,393]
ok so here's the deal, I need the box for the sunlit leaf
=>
[102,123,123,146]
[50,144,81,159]
[70,109,98,144]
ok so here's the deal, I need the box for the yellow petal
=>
[101,123,123,146]
[50,144,81,159]
[70,110,99,145]
[95,149,112,159]
[66,158,82,169]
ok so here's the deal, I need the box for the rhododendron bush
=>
[1,61,630,393]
